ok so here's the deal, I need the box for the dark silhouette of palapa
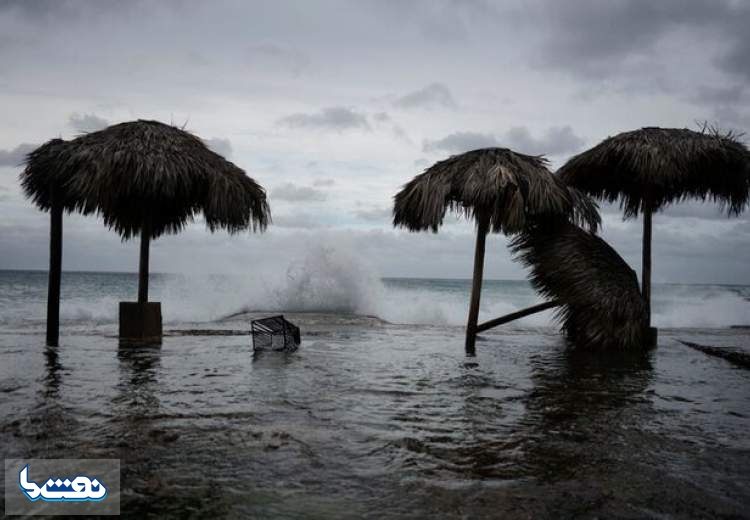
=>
[559,127,750,342]
[511,222,648,349]
[21,120,270,345]
[393,147,599,354]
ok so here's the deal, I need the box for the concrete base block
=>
[119,302,162,345]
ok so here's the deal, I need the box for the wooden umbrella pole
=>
[466,216,489,355]
[642,194,653,328]
[137,217,151,304]
[476,300,560,333]
[46,201,63,347]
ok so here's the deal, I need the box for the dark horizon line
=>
[0,268,747,287]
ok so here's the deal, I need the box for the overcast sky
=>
[1,0,749,283]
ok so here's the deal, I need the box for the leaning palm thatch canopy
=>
[557,127,750,218]
[558,126,750,332]
[20,120,270,346]
[394,147,600,233]
[21,120,270,239]
[393,147,600,354]
[511,222,648,349]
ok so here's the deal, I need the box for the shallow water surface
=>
[1,313,749,518]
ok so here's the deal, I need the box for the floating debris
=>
[251,315,301,352]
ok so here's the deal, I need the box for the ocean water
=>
[1,268,749,332]
[1,266,749,518]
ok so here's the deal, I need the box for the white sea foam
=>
[271,244,383,315]
[652,289,750,328]
[183,242,748,329]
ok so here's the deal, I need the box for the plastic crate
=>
[251,315,301,352]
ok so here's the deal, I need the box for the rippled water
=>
[2,311,749,518]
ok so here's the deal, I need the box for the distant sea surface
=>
[1,269,749,518]
[1,269,749,331]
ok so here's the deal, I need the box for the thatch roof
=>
[20,120,270,239]
[558,127,750,217]
[511,222,648,349]
[20,138,91,214]
[393,147,600,234]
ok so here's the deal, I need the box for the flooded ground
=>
[1,315,749,518]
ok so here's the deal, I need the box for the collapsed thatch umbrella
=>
[558,127,750,331]
[511,221,648,349]
[393,147,600,354]
[21,120,270,345]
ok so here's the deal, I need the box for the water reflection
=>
[115,345,162,413]
[22,345,72,458]
[112,345,163,458]
[113,345,164,509]
[42,346,62,400]
[523,347,654,482]
[3,322,748,518]
[453,361,508,480]
[381,342,528,483]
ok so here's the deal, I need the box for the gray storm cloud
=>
[271,183,328,202]
[68,113,109,133]
[423,126,585,157]
[394,83,457,110]
[0,144,37,167]
[423,132,499,154]
[0,0,748,283]
[277,107,371,132]
[204,138,233,158]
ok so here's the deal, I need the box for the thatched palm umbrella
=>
[558,127,750,331]
[21,120,270,345]
[22,138,90,346]
[511,221,648,349]
[393,147,600,354]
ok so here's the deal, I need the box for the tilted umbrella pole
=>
[465,215,489,355]
[475,300,561,333]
